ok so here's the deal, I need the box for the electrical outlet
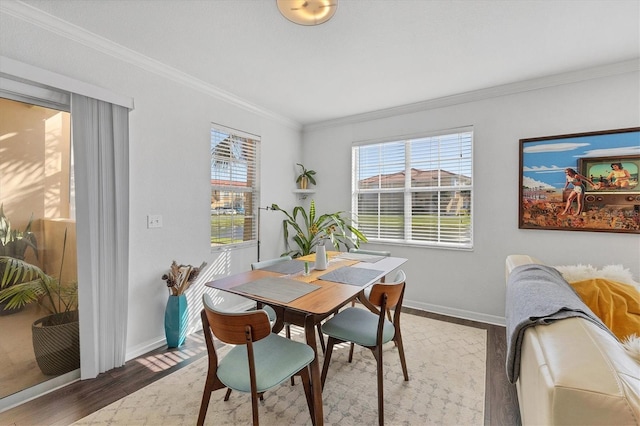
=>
[147,214,162,229]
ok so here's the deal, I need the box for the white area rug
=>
[74,313,486,425]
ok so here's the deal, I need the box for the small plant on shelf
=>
[296,163,316,189]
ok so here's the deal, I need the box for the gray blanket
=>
[505,264,615,384]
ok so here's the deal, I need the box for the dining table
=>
[205,250,407,426]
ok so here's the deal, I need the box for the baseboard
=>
[126,337,167,362]
[125,299,257,361]
[404,299,505,326]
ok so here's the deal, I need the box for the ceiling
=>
[16,0,640,126]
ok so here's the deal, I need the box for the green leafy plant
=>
[296,163,316,186]
[0,204,38,261]
[0,229,76,321]
[271,200,367,258]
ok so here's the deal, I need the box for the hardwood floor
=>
[0,309,521,426]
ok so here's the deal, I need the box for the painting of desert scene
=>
[520,128,640,233]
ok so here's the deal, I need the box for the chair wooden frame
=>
[320,274,409,426]
[348,249,392,319]
[198,304,314,426]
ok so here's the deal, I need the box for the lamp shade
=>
[276,0,338,26]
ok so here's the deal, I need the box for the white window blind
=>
[352,130,473,249]
[210,125,259,246]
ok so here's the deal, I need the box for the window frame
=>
[351,127,473,250]
[210,123,260,250]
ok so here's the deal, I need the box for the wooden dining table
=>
[205,251,407,426]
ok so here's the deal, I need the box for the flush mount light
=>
[276,0,338,26]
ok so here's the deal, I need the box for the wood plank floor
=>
[0,308,521,425]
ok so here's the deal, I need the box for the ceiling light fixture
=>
[276,0,338,26]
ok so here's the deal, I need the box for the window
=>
[352,129,473,249]
[210,125,259,246]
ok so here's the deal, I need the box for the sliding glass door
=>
[0,97,79,399]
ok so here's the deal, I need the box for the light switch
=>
[147,214,162,228]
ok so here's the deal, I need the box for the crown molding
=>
[1,1,302,130]
[4,1,637,134]
[304,58,640,132]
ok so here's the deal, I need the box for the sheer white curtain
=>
[71,94,129,378]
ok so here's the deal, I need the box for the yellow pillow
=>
[569,278,640,341]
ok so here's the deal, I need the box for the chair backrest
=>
[349,248,391,257]
[202,293,271,345]
[250,255,293,270]
[368,270,406,310]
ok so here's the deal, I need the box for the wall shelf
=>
[292,189,315,200]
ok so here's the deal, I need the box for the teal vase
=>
[164,294,188,348]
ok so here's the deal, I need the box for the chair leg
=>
[348,342,355,363]
[223,388,232,401]
[316,323,326,353]
[198,373,225,426]
[320,337,336,389]
[299,365,315,425]
[372,345,385,426]
[197,383,213,426]
[250,389,260,426]
[395,329,409,381]
[285,324,296,386]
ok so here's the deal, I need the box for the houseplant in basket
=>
[271,200,367,258]
[161,260,207,348]
[0,205,39,315]
[0,230,79,375]
[0,204,38,261]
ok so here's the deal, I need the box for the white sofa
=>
[505,254,640,426]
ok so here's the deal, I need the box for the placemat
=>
[335,252,386,263]
[259,259,306,274]
[318,266,385,287]
[233,277,321,303]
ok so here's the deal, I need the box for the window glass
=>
[0,97,78,394]
[210,126,259,246]
[352,129,473,249]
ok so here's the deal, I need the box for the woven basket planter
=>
[32,310,80,375]
[0,299,24,316]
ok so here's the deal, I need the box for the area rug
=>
[73,313,486,425]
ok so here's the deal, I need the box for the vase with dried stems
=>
[161,260,207,348]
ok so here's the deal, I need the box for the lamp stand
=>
[257,206,273,262]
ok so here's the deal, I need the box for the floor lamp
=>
[257,205,273,262]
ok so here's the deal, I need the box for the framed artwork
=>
[519,127,640,233]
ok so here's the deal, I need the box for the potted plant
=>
[271,200,367,258]
[0,204,38,315]
[0,230,79,375]
[296,163,316,189]
[0,204,38,260]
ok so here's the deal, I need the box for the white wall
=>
[0,11,302,360]
[302,71,640,324]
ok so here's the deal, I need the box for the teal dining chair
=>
[197,294,314,426]
[348,247,392,257]
[250,256,293,271]
[320,270,409,426]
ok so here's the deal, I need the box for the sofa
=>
[505,254,640,426]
